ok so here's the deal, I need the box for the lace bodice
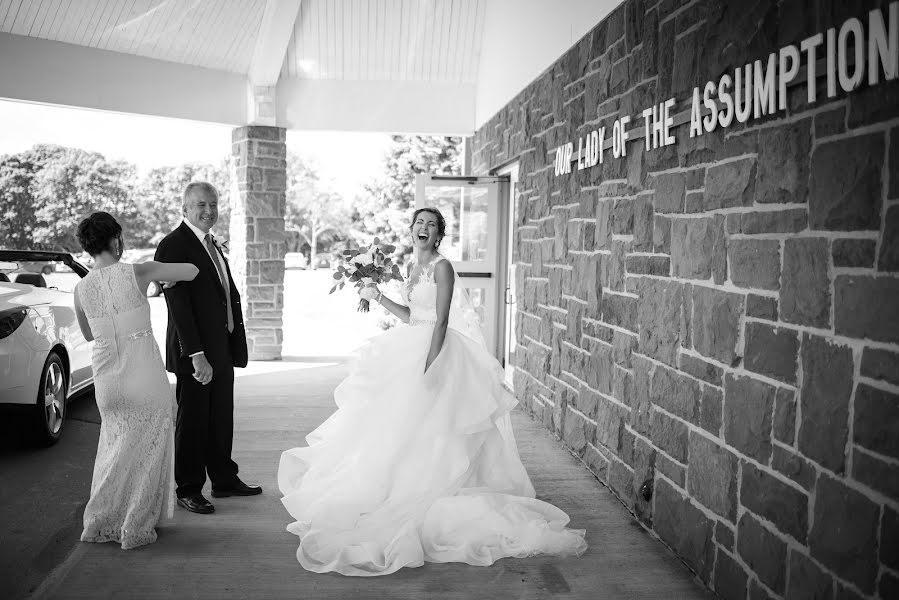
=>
[401,256,486,346]
[76,262,147,319]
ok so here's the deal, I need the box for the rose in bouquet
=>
[329,238,404,312]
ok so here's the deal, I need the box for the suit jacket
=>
[155,222,248,374]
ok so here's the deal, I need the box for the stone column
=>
[229,125,287,360]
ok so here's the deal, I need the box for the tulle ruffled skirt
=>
[277,323,587,576]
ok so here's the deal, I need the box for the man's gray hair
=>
[182,181,220,206]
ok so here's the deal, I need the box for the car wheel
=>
[34,352,67,446]
[147,280,161,297]
[41,265,52,275]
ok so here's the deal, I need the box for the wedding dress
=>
[278,256,587,576]
[75,262,175,549]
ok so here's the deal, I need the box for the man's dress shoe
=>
[177,494,215,514]
[211,480,263,498]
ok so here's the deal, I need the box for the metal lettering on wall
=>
[552,3,898,177]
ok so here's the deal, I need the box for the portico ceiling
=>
[0,0,617,133]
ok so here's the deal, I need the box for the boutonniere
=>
[212,236,230,253]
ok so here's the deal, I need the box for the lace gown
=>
[278,256,587,576]
[75,262,175,550]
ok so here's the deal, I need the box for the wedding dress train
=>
[278,257,586,575]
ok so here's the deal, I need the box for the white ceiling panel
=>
[0,0,266,73]
[281,0,485,83]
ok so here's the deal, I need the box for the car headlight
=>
[0,307,28,339]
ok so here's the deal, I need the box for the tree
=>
[285,152,351,268]
[351,135,462,257]
[28,146,137,252]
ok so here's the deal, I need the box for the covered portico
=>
[0,0,615,360]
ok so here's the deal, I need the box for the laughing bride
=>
[277,207,587,576]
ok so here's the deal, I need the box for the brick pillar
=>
[229,125,287,360]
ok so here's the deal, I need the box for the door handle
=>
[504,287,515,305]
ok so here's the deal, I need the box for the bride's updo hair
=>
[77,211,123,257]
[410,207,446,247]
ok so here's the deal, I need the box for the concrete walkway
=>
[28,357,711,600]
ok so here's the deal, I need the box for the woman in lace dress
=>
[277,207,587,576]
[73,212,198,549]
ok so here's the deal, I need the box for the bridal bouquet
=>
[329,238,404,312]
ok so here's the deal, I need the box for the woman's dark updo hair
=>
[76,211,123,257]
[410,207,447,248]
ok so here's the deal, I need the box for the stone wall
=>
[229,125,287,361]
[470,1,899,598]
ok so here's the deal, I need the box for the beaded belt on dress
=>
[410,319,436,326]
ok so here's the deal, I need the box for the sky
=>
[0,99,393,197]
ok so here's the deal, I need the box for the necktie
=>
[205,234,234,333]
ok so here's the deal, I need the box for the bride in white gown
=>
[277,207,587,576]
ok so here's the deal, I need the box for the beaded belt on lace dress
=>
[410,318,436,326]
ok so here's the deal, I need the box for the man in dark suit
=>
[155,181,262,515]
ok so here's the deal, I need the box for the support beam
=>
[246,0,302,125]
[276,79,476,134]
[0,33,246,126]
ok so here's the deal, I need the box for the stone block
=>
[704,158,756,209]
[860,347,899,386]
[653,214,672,255]
[715,521,735,551]
[781,238,830,328]
[832,238,877,268]
[739,209,808,234]
[853,383,899,460]
[852,448,899,500]
[594,395,624,450]
[881,506,899,571]
[649,361,701,424]
[233,125,285,143]
[714,550,749,600]
[678,353,723,387]
[601,292,637,332]
[650,172,686,213]
[700,386,723,436]
[809,133,884,231]
[723,374,775,463]
[636,279,683,366]
[737,512,787,595]
[671,215,727,283]
[259,260,285,285]
[835,275,899,343]
[746,294,778,321]
[799,333,853,473]
[787,551,833,600]
[741,461,809,542]
[744,322,799,384]
[728,239,781,290]
[595,199,613,250]
[683,191,704,213]
[771,444,816,491]
[809,474,880,594]
[561,406,590,455]
[692,286,743,365]
[650,408,688,463]
[624,254,669,275]
[773,388,796,444]
[756,120,811,204]
[633,197,653,251]
[686,432,738,521]
[611,198,634,235]
[878,204,899,271]
[814,106,845,137]
[653,478,715,582]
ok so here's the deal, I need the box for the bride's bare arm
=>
[374,292,411,323]
[425,261,454,372]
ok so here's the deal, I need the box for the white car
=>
[0,251,94,445]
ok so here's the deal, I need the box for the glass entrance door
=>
[414,175,507,358]
[497,163,519,389]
